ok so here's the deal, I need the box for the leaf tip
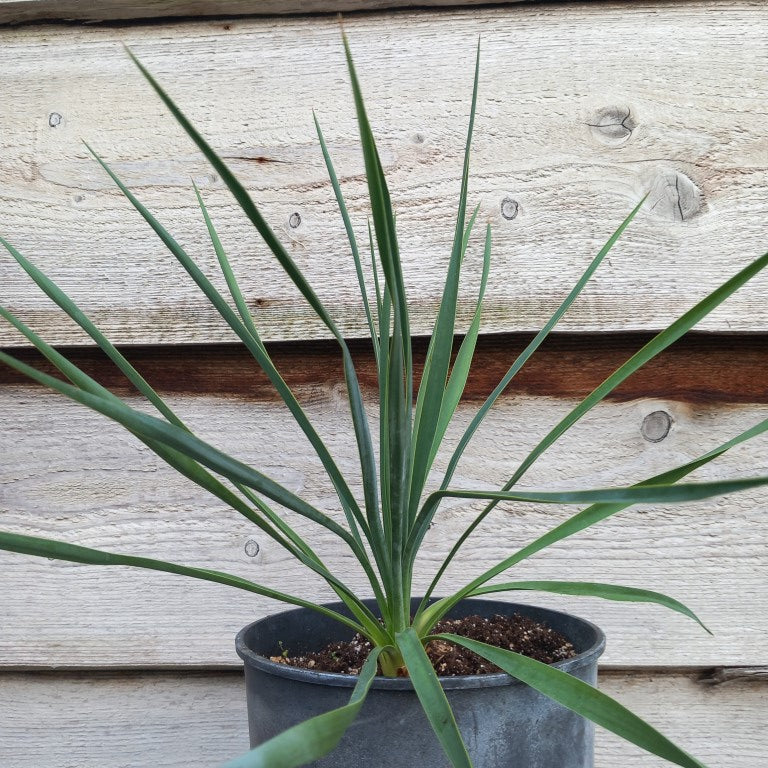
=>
[122,42,140,66]
[81,139,97,158]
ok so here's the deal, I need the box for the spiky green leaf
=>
[439,634,706,768]
[223,647,386,768]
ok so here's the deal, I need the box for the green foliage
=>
[1,34,766,768]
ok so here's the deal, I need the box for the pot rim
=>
[236,598,606,691]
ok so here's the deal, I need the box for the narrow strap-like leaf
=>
[123,47,380,590]
[438,197,646,492]
[460,203,481,265]
[396,627,472,768]
[409,41,481,520]
[439,635,706,768]
[388,315,411,628]
[341,37,409,364]
[0,305,285,550]
[427,222,491,472]
[410,469,768,577]
[343,37,413,514]
[192,190,387,592]
[341,33,414,624]
[314,112,379,363]
[414,247,768,573]
[422,478,768,514]
[85,148,387,628]
[0,305,387,634]
[466,581,710,633]
[0,349,362,558]
[0,235,186,430]
[0,530,366,635]
[194,182,262,337]
[222,646,386,768]
[417,414,768,625]
[378,281,394,560]
[84,147,371,546]
[123,46,351,345]
[367,219,383,333]
[311,118,386,572]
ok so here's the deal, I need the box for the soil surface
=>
[270,613,576,676]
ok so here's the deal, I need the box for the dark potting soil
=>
[270,613,576,676]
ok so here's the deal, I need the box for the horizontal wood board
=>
[0,669,765,767]
[2,363,768,667]
[2,0,530,25]
[2,2,768,347]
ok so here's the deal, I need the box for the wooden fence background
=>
[1,1,766,765]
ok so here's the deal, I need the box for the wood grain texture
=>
[0,669,764,767]
[2,2,768,347]
[0,0,532,25]
[3,333,768,404]
[2,383,767,668]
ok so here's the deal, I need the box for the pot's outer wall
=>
[237,599,605,767]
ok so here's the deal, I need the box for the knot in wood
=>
[647,171,702,222]
[288,212,302,229]
[244,539,260,558]
[48,112,62,128]
[588,106,635,146]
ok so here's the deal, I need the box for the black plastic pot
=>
[236,598,605,767]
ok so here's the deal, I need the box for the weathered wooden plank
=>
[2,384,767,667]
[0,0,531,25]
[3,333,768,404]
[0,669,764,767]
[1,2,767,347]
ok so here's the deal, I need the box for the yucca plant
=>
[1,34,767,768]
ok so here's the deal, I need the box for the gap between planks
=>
[2,332,768,404]
[0,1,541,27]
[1,665,766,680]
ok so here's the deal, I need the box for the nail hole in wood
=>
[501,197,519,220]
[641,410,672,442]
[244,539,260,557]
